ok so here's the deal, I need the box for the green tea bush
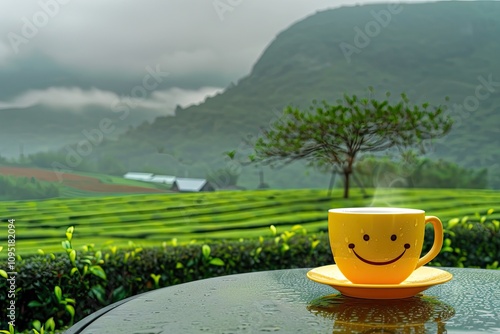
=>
[0,211,498,333]
[430,209,500,268]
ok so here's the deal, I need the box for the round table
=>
[68,267,500,333]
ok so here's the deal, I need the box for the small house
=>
[123,172,154,182]
[171,178,215,192]
[150,175,176,184]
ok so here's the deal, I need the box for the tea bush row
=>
[3,189,500,259]
[1,211,499,333]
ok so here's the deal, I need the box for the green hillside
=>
[0,105,161,159]
[8,1,500,189]
[80,1,500,189]
[1,188,499,257]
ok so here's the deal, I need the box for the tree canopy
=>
[251,90,453,198]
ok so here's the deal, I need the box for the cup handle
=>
[415,216,444,269]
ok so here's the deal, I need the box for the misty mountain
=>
[6,1,500,188]
[104,1,500,186]
[0,105,160,158]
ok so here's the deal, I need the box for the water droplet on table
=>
[260,326,281,332]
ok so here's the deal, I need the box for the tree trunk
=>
[327,170,337,197]
[343,171,350,199]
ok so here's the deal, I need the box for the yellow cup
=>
[329,208,443,284]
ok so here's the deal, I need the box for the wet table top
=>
[68,267,499,334]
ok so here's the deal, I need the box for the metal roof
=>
[174,178,208,192]
[150,175,176,184]
[123,172,154,181]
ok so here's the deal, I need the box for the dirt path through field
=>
[0,166,164,193]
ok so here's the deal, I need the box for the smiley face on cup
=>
[329,208,443,284]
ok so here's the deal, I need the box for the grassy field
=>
[1,188,499,258]
[0,165,170,200]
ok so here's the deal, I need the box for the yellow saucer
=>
[307,265,452,299]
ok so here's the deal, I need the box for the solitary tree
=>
[250,90,453,198]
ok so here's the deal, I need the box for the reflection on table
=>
[308,294,455,333]
[68,267,500,334]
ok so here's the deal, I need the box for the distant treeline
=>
[1,149,491,191]
[15,151,126,176]
[355,156,489,189]
[0,175,60,200]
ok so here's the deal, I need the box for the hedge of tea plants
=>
[0,210,498,333]
[2,188,500,258]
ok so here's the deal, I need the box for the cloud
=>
[0,0,433,101]
[0,0,341,81]
[0,86,223,114]
[148,87,223,111]
[0,87,117,110]
[112,86,224,115]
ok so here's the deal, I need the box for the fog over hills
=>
[2,1,499,188]
[101,1,500,188]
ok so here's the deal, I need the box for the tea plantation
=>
[0,188,499,333]
[1,188,499,258]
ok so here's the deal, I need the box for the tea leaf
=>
[32,320,42,331]
[0,269,7,279]
[492,220,499,231]
[447,218,459,229]
[255,247,262,257]
[209,258,225,266]
[44,318,55,332]
[89,265,107,280]
[28,300,43,307]
[65,305,76,319]
[151,273,161,286]
[54,286,62,302]
[65,298,76,305]
[66,228,73,242]
[61,240,71,250]
[69,249,77,264]
[90,285,106,304]
[202,244,211,259]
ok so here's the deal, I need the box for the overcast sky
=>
[0,0,429,115]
